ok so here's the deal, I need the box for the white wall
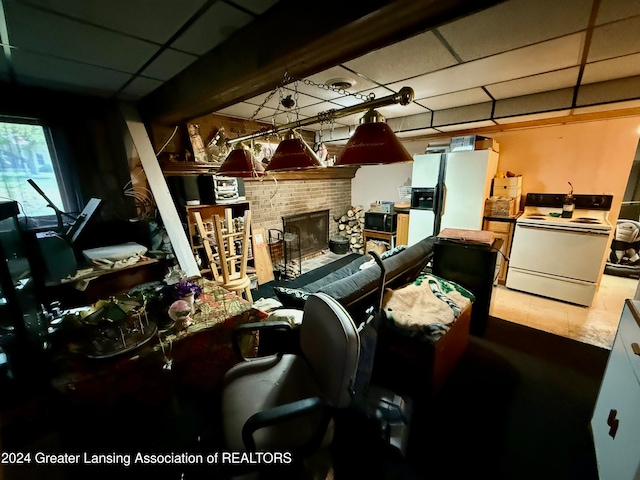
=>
[351,163,413,208]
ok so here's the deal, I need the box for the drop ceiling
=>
[2,0,640,144]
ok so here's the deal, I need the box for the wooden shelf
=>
[161,161,222,176]
[161,161,359,180]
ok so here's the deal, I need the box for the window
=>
[0,119,72,225]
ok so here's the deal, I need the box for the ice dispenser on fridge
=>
[410,187,437,210]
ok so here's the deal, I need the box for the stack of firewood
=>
[334,205,366,254]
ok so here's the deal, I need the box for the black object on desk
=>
[432,237,502,336]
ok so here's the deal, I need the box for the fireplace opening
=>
[282,209,329,259]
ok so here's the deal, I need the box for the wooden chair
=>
[193,209,253,303]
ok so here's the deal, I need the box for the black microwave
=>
[364,212,397,232]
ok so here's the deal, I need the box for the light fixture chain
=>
[301,78,373,102]
[249,71,294,121]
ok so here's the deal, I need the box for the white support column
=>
[119,102,200,278]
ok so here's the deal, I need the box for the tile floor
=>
[490,273,639,349]
[301,250,639,350]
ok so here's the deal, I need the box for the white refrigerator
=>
[408,150,498,245]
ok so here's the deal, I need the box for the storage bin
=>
[329,235,349,254]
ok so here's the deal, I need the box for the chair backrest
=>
[300,293,360,408]
[193,209,251,283]
[193,211,221,282]
[211,209,251,284]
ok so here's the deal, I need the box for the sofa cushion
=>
[273,286,311,309]
[318,236,436,314]
[301,255,370,293]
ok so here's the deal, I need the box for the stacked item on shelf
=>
[485,172,523,217]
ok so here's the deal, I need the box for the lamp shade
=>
[265,135,324,172]
[218,148,265,177]
[335,121,413,167]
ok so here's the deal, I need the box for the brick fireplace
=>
[243,174,353,260]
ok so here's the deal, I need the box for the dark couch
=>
[272,236,437,318]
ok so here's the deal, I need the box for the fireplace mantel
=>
[161,162,358,180]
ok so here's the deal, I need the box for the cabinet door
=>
[483,219,513,285]
[591,304,640,480]
[397,213,410,246]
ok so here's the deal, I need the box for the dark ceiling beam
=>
[139,0,506,126]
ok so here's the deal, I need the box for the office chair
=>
[221,292,360,458]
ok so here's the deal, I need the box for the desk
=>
[49,279,263,406]
[363,229,397,249]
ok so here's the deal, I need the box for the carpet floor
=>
[331,316,608,480]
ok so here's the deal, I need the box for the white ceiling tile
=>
[377,102,431,120]
[493,89,574,118]
[437,120,497,132]
[329,112,365,129]
[417,88,492,110]
[5,1,158,73]
[596,0,640,25]
[171,2,253,55]
[588,16,640,62]
[388,112,433,131]
[577,76,640,106]
[582,53,640,85]
[11,50,130,94]
[140,48,198,81]
[437,0,592,61]
[218,102,270,119]
[245,88,320,111]
[120,76,163,98]
[256,111,311,127]
[388,34,585,100]
[396,128,441,138]
[493,110,572,124]
[21,0,209,44]
[231,0,280,15]
[433,103,493,127]
[486,67,580,99]
[326,94,369,108]
[572,99,640,114]
[343,31,459,84]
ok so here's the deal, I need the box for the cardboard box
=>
[370,201,395,213]
[484,197,518,217]
[450,135,499,152]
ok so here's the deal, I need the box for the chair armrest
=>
[232,321,295,360]
[242,396,331,453]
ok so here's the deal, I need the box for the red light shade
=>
[218,149,265,177]
[265,136,324,172]
[335,122,413,166]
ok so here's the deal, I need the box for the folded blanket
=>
[382,274,475,343]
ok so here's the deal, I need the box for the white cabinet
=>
[591,299,640,480]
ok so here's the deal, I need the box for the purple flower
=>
[164,279,202,300]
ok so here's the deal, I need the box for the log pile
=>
[334,205,366,254]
